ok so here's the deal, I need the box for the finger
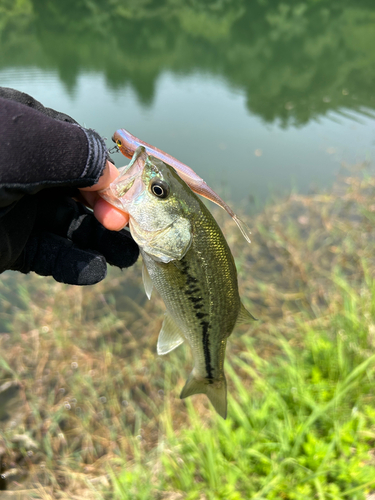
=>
[78,191,129,230]
[78,190,97,209]
[78,161,129,230]
[93,197,129,231]
[80,161,119,192]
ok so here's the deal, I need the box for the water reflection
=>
[1,0,375,124]
[1,1,375,203]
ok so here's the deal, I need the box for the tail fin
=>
[180,372,227,419]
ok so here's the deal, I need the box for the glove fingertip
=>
[57,253,107,286]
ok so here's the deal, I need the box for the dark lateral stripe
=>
[196,312,207,319]
[201,320,213,379]
[189,296,202,304]
[186,275,198,284]
[180,258,213,379]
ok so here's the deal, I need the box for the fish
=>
[112,128,252,244]
[100,146,254,418]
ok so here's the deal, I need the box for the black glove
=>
[0,88,139,285]
[1,189,139,285]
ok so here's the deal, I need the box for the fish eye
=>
[150,179,169,199]
[116,139,122,147]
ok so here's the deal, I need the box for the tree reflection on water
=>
[1,0,375,125]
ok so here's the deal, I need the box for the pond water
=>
[1,1,375,209]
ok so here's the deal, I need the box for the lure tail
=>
[180,372,227,419]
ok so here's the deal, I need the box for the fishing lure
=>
[112,128,251,243]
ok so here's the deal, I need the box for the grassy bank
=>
[1,172,375,499]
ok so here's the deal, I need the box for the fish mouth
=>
[99,147,148,211]
[100,173,145,213]
[114,174,137,198]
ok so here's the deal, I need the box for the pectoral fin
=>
[142,260,153,300]
[236,302,257,325]
[157,313,185,355]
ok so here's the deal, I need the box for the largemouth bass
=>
[100,147,254,418]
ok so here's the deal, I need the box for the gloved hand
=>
[5,189,139,285]
[0,87,138,285]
